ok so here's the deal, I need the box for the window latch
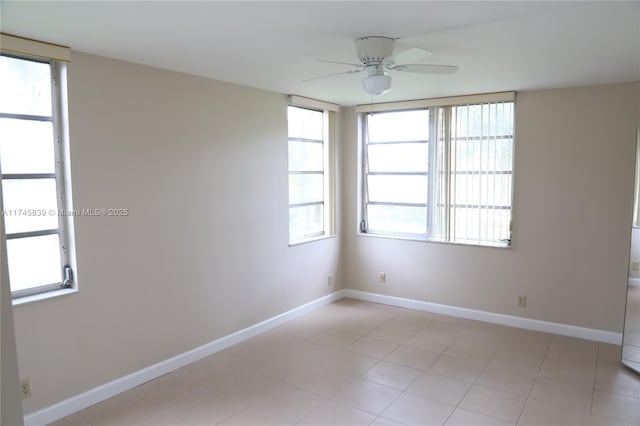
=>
[499,238,512,246]
[61,265,74,288]
[359,220,367,233]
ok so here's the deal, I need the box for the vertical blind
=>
[446,101,514,244]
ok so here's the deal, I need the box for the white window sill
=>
[357,232,511,249]
[12,287,78,306]
[289,234,336,247]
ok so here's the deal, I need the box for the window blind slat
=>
[449,101,513,244]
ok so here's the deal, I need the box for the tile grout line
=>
[309,308,409,421]
[222,312,350,425]
[359,317,434,422]
[436,336,468,425]
[590,343,601,417]
[513,335,553,425]
[352,314,452,423]
[410,318,464,424]
[441,330,507,425]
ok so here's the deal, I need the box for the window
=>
[360,93,515,247]
[287,96,337,244]
[0,42,76,299]
[364,110,430,236]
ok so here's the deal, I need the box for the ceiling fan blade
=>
[391,47,432,65]
[389,64,459,75]
[317,59,364,67]
[302,69,364,83]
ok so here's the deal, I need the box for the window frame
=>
[361,109,431,239]
[357,93,515,248]
[287,97,338,245]
[0,52,77,301]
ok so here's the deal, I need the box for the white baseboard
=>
[25,288,623,425]
[23,290,345,426]
[342,289,622,345]
[629,278,640,287]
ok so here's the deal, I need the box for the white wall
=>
[341,82,639,333]
[12,52,342,414]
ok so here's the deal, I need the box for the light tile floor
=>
[52,299,640,426]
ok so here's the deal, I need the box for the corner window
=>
[0,52,76,299]
[287,97,337,244]
[360,94,515,247]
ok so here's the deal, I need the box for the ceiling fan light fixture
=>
[362,74,391,96]
[308,35,458,96]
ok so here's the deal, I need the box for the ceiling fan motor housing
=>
[356,36,395,64]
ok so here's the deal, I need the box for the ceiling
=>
[2,1,639,106]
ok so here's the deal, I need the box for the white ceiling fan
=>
[307,36,459,96]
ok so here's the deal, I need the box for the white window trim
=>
[0,33,71,62]
[12,287,78,306]
[1,36,78,303]
[357,93,515,248]
[355,91,514,113]
[287,96,338,245]
[55,60,79,297]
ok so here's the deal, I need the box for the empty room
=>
[1,1,639,425]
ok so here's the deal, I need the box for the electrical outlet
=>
[632,261,640,272]
[327,275,333,287]
[378,272,386,283]
[20,378,31,399]
[517,295,527,308]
